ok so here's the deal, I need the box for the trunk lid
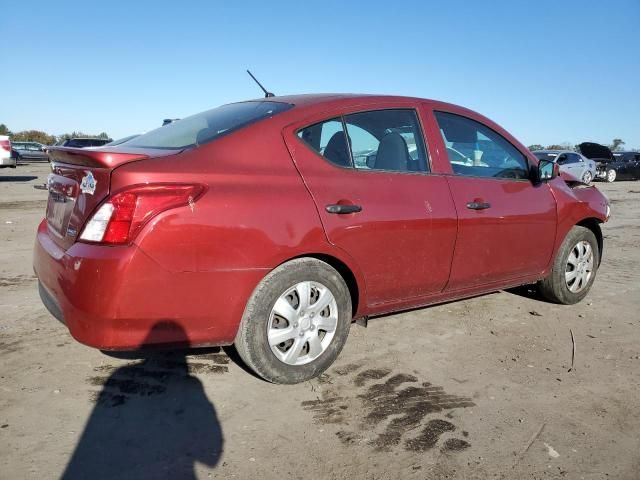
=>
[45,146,174,250]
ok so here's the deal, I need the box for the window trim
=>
[433,110,532,183]
[295,107,433,176]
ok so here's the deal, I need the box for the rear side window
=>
[297,109,429,172]
[345,109,428,172]
[435,111,529,180]
[297,118,352,167]
[126,101,293,150]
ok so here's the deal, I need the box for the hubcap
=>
[607,170,616,182]
[267,281,338,366]
[583,172,592,183]
[565,240,594,293]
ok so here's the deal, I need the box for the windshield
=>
[125,101,293,150]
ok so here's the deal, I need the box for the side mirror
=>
[537,159,558,182]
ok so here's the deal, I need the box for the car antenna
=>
[246,69,275,98]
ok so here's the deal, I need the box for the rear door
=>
[430,109,557,291]
[284,105,457,306]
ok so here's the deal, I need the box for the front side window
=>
[435,111,529,180]
[126,101,293,150]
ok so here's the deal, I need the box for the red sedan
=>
[34,94,610,383]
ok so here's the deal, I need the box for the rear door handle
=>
[466,201,491,210]
[325,204,362,214]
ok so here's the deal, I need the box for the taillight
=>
[79,184,205,245]
[0,140,11,151]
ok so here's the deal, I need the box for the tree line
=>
[0,124,110,145]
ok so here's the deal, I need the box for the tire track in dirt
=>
[87,352,231,407]
[302,363,474,453]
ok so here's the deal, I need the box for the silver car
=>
[532,150,596,184]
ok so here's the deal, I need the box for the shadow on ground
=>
[62,322,223,480]
[0,175,38,182]
[505,284,545,301]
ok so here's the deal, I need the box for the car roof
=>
[240,93,482,116]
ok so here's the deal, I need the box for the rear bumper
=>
[0,156,16,167]
[33,219,267,350]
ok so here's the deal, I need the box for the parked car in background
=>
[532,150,596,184]
[60,137,112,148]
[35,94,610,384]
[11,142,49,162]
[0,136,16,168]
[579,142,640,182]
[611,151,640,180]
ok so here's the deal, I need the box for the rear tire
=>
[538,226,599,305]
[234,258,352,384]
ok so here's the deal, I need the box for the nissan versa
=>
[34,94,610,384]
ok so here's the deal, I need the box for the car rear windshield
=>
[124,101,294,150]
[65,139,109,147]
[533,152,558,162]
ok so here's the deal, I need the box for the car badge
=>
[80,171,97,195]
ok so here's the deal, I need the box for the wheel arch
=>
[284,253,363,318]
[576,217,603,266]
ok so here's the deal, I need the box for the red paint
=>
[33,94,609,350]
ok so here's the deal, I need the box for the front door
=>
[284,107,458,306]
[431,110,557,291]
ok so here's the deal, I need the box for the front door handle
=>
[466,201,491,210]
[326,204,362,214]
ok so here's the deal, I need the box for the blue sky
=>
[3,0,639,147]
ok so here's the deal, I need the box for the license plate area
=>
[46,175,78,237]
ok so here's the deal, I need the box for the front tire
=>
[606,168,617,182]
[538,226,599,305]
[582,171,593,184]
[234,258,352,384]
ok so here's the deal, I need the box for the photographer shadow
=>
[62,321,223,480]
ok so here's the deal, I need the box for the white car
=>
[0,136,16,168]
[532,150,596,184]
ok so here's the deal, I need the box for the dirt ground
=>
[1,162,639,480]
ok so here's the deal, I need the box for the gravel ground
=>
[1,163,639,479]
